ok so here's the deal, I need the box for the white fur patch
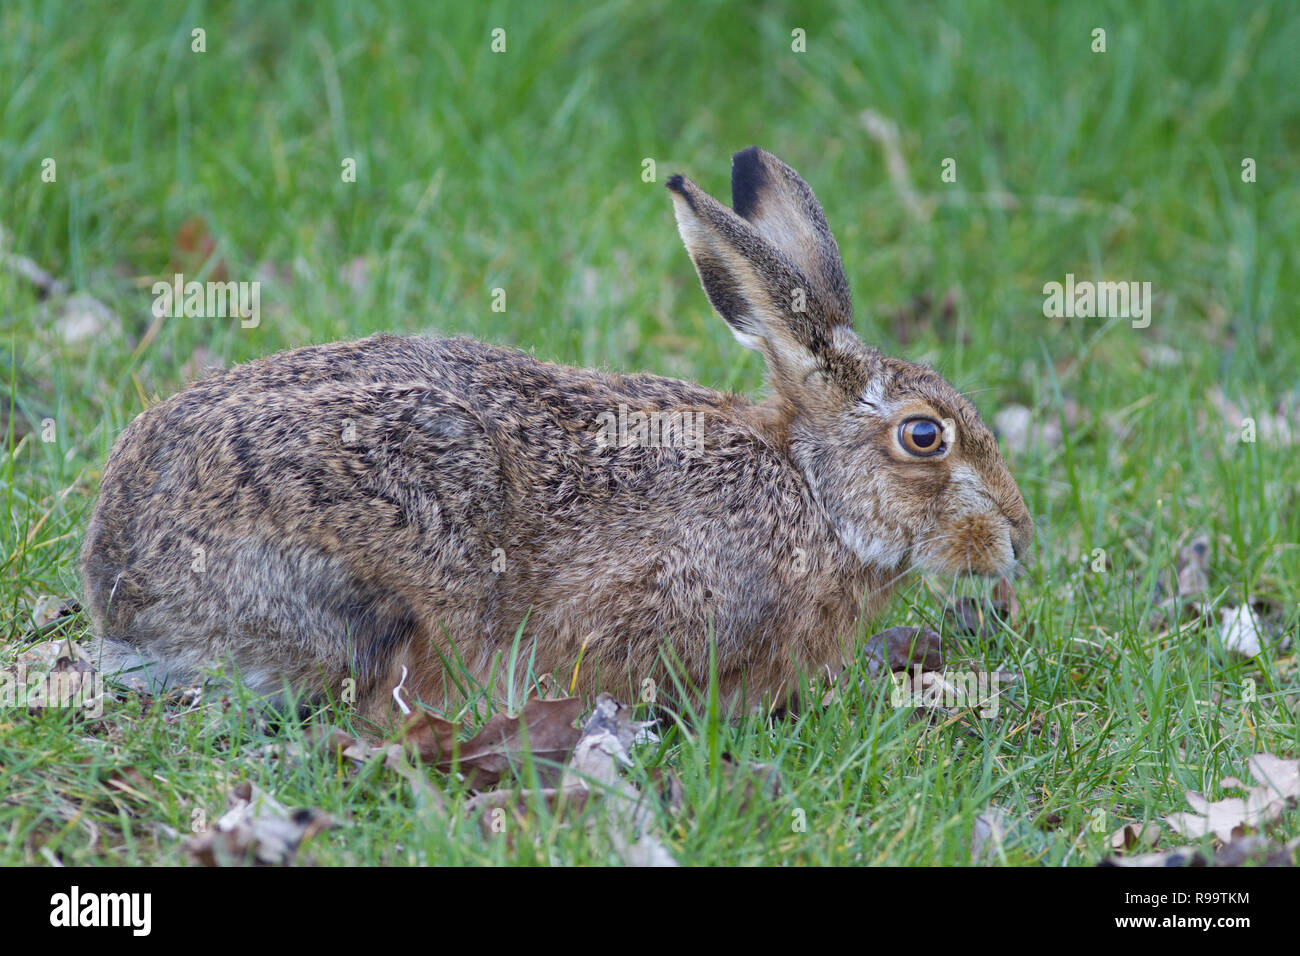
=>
[857,377,888,411]
[839,525,910,569]
[949,463,992,511]
[832,325,863,353]
[799,465,910,570]
[730,328,765,351]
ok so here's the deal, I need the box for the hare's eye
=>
[899,417,945,457]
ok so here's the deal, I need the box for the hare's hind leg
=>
[83,535,422,710]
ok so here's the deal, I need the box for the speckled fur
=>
[81,147,1031,723]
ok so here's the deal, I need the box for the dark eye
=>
[899,417,946,457]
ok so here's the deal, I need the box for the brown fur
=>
[80,148,1031,725]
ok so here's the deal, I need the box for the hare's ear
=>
[667,170,846,391]
[730,147,852,326]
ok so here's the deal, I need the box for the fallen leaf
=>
[1109,821,1162,853]
[562,696,674,866]
[186,782,333,866]
[1219,604,1265,658]
[8,637,102,714]
[822,626,947,707]
[395,696,586,789]
[1247,752,1300,802]
[397,709,460,765]
[1102,835,1299,868]
[466,695,677,866]
[863,627,944,676]
[1165,753,1300,842]
[562,695,656,790]
[29,595,79,629]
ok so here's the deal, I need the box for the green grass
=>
[2,0,1298,865]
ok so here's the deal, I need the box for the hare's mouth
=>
[910,527,1019,580]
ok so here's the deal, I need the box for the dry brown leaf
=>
[363,697,589,789]
[1247,753,1300,802]
[186,782,333,866]
[467,695,676,866]
[1166,753,1300,842]
[29,595,80,630]
[435,696,585,788]
[7,637,102,714]
[1102,835,1299,868]
[396,709,460,765]
[1109,821,1162,853]
[864,627,944,676]
[823,626,946,706]
[313,699,586,796]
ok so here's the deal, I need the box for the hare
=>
[81,147,1032,723]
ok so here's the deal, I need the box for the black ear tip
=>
[731,146,768,219]
[665,174,697,211]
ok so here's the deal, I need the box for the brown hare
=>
[81,147,1032,723]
